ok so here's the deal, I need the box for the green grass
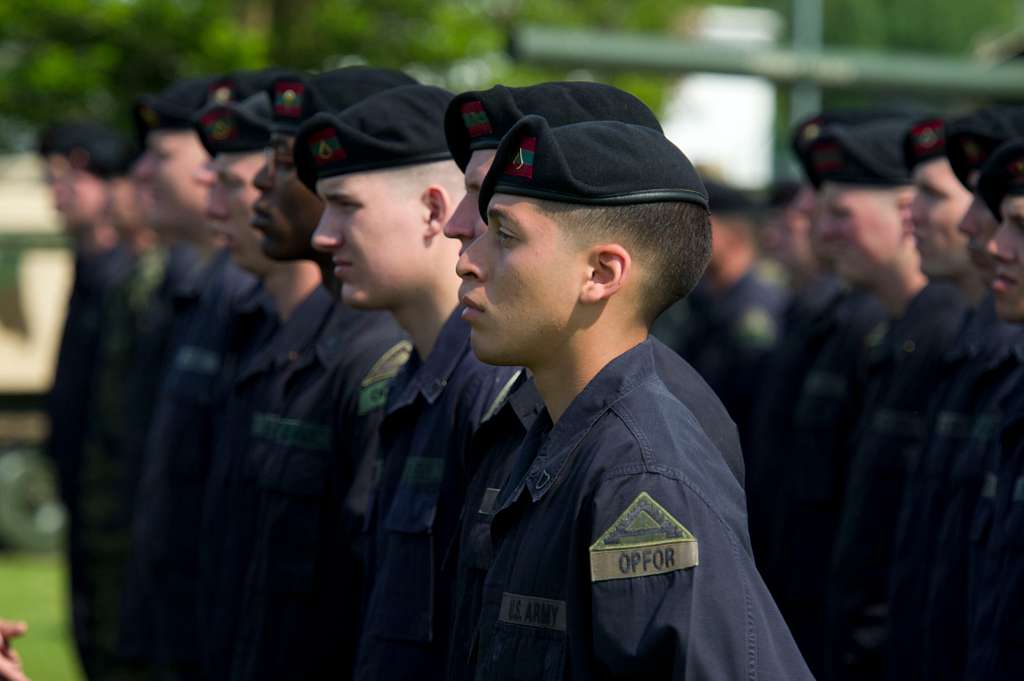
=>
[0,552,83,681]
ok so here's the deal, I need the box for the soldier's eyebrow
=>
[487,205,519,228]
[321,188,360,205]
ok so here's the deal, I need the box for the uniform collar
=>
[791,274,842,321]
[500,339,658,508]
[505,374,544,430]
[314,303,383,369]
[170,246,225,304]
[387,305,471,412]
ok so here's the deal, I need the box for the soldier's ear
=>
[421,185,454,240]
[579,243,631,305]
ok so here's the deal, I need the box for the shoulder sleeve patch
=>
[589,491,698,582]
[358,340,413,415]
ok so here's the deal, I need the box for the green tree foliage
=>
[0,0,1017,151]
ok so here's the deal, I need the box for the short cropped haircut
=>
[537,199,712,322]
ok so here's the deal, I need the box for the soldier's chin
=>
[468,331,519,366]
[341,283,382,311]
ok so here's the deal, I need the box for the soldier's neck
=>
[871,265,928,319]
[264,260,322,322]
[529,317,648,424]
[391,272,462,361]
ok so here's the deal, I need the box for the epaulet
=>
[358,340,413,415]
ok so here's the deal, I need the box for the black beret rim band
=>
[309,150,453,181]
[468,138,502,152]
[484,184,709,217]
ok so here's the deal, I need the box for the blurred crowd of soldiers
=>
[0,63,1023,681]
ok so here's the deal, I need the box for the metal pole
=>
[790,0,823,124]
[509,25,1024,99]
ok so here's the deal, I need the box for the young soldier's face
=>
[910,158,973,279]
[958,195,999,285]
[202,152,276,275]
[133,130,210,241]
[821,183,912,288]
[445,149,497,250]
[990,195,1024,321]
[457,194,586,366]
[252,133,325,260]
[313,169,438,310]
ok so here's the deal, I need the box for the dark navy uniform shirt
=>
[354,308,519,681]
[768,289,886,677]
[48,245,134,509]
[826,281,968,681]
[746,275,843,578]
[121,249,259,666]
[653,269,787,450]
[965,405,1024,681]
[194,281,279,681]
[888,297,1024,681]
[229,289,409,681]
[470,339,812,681]
[446,337,743,681]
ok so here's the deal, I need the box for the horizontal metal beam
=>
[0,232,69,251]
[510,25,1024,99]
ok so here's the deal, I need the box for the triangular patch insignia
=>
[589,491,697,582]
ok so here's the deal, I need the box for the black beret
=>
[444,82,662,172]
[946,106,1024,191]
[478,115,707,222]
[902,117,946,172]
[805,118,915,188]
[132,70,283,146]
[977,140,1024,221]
[37,121,136,178]
[791,108,920,188]
[134,76,232,145]
[703,179,759,215]
[293,84,453,192]
[268,67,417,134]
[193,92,272,157]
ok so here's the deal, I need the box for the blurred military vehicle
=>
[0,152,71,551]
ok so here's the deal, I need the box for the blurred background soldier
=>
[117,72,264,681]
[652,179,787,449]
[765,111,892,678]
[813,117,968,681]
[36,122,135,681]
[745,170,839,579]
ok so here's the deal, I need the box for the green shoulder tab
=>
[358,340,413,415]
[734,307,778,349]
[589,491,698,582]
[864,320,889,351]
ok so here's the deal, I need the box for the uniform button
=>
[903,340,916,353]
[288,350,299,362]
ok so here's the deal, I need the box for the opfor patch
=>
[589,491,697,582]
